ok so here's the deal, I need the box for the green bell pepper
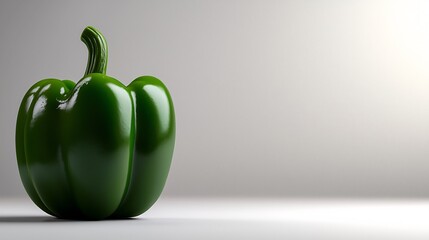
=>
[15,26,175,220]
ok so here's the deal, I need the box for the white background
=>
[1,0,429,198]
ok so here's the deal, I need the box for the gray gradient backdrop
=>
[1,0,429,198]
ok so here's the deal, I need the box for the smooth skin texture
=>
[16,26,175,220]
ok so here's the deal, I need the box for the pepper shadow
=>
[0,216,141,223]
[0,216,62,223]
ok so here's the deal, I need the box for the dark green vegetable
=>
[16,26,175,220]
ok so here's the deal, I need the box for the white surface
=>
[1,198,429,239]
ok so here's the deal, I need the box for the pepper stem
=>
[81,26,108,76]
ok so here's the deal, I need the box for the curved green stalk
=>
[81,26,108,75]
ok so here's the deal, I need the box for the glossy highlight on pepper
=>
[16,26,175,220]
